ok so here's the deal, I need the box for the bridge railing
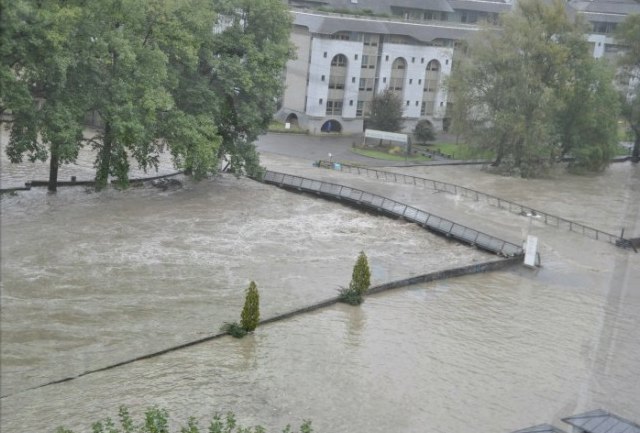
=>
[264,171,524,258]
[318,161,627,247]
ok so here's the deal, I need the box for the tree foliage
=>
[339,251,371,305]
[414,120,436,144]
[54,405,313,433]
[1,0,292,190]
[350,251,371,297]
[449,0,619,176]
[368,89,404,132]
[616,13,640,162]
[240,281,260,332]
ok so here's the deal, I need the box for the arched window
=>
[390,58,407,92]
[422,60,441,116]
[331,54,347,67]
[329,54,348,91]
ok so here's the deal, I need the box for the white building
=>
[278,0,640,135]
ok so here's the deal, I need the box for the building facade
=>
[279,0,640,135]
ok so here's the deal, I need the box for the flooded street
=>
[1,132,639,432]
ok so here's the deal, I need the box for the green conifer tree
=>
[349,251,371,296]
[240,281,260,332]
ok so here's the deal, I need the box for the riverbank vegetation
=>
[1,0,292,191]
[54,405,313,433]
[449,0,621,177]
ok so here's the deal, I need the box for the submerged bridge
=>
[317,161,634,250]
[263,170,524,258]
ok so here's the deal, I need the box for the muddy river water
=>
[1,129,639,432]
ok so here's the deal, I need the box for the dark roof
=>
[562,410,640,433]
[567,0,640,16]
[511,424,567,433]
[291,0,512,14]
[447,0,513,13]
[293,10,480,41]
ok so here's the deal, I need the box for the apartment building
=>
[278,0,639,135]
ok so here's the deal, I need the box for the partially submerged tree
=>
[1,0,292,191]
[449,0,619,176]
[240,281,260,332]
[1,1,88,192]
[339,251,371,305]
[616,13,640,162]
[368,88,404,132]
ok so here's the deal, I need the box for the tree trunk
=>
[95,121,112,190]
[48,142,59,193]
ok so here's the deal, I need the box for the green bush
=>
[240,281,260,332]
[338,286,363,305]
[56,405,313,433]
[220,321,248,338]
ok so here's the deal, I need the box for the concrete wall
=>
[283,26,311,113]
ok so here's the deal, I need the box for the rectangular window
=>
[326,100,343,115]
[361,55,369,68]
[354,54,359,60]
[406,100,410,106]
[356,100,364,117]
[328,77,345,89]
[409,79,413,84]
[349,100,354,106]
[352,77,356,83]
[359,78,366,90]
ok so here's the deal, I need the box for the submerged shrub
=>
[220,321,248,339]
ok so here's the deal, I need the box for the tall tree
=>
[2,0,292,190]
[616,14,640,162]
[1,1,88,192]
[368,88,404,132]
[449,0,619,176]
[200,0,293,176]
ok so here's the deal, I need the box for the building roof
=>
[447,0,513,13]
[562,410,640,433]
[293,10,480,41]
[511,424,567,433]
[291,0,512,14]
[568,0,640,16]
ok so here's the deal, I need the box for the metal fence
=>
[263,170,524,257]
[318,161,628,248]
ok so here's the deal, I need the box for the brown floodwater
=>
[1,132,639,432]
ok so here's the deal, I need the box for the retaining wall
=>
[4,256,521,399]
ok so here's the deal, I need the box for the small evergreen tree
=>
[339,251,371,305]
[350,251,371,296]
[414,120,436,144]
[368,89,404,132]
[240,281,260,332]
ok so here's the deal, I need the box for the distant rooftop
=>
[562,409,640,433]
[289,0,513,14]
[292,10,481,42]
